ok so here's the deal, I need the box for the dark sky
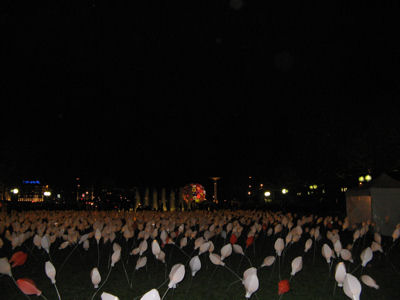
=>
[2,1,400,189]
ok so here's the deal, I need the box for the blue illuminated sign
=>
[23,180,40,184]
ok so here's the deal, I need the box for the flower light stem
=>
[53,283,62,300]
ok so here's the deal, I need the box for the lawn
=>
[1,209,399,300]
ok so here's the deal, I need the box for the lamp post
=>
[11,188,19,202]
[210,177,221,204]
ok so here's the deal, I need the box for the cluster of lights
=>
[18,197,44,203]
[11,188,52,199]
[263,188,289,197]
[359,174,372,183]
[309,185,318,190]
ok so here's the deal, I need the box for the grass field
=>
[1,210,400,300]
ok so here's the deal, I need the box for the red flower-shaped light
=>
[230,234,238,245]
[9,251,27,267]
[246,236,254,248]
[16,278,42,296]
[278,279,290,295]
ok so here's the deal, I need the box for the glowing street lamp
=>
[358,176,365,183]
[365,174,372,182]
[11,188,19,194]
[281,188,289,195]
[44,191,51,197]
[264,191,271,197]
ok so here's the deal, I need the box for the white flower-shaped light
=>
[189,255,201,277]
[242,267,259,299]
[101,292,120,300]
[343,273,361,300]
[220,244,232,260]
[140,289,161,300]
[335,262,346,287]
[260,256,275,268]
[45,261,56,284]
[290,256,303,276]
[168,264,185,289]
[274,238,284,256]
[361,275,379,289]
[91,267,101,288]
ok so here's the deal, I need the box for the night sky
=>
[2,1,400,190]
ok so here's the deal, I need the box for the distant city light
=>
[248,191,251,195]
[264,191,271,197]
[365,174,372,182]
[11,188,19,194]
[57,194,61,199]
[313,184,318,189]
[359,176,365,182]
[23,180,40,184]
[44,191,51,196]
[282,188,289,194]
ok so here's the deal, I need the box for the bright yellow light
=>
[264,191,271,197]
[313,184,318,189]
[282,188,288,194]
[359,176,365,182]
[309,185,314,190]
[365,174,372,182]
[11,188,19,194]
[44,191,51,196]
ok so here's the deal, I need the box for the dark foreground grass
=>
[1,216,400,300]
